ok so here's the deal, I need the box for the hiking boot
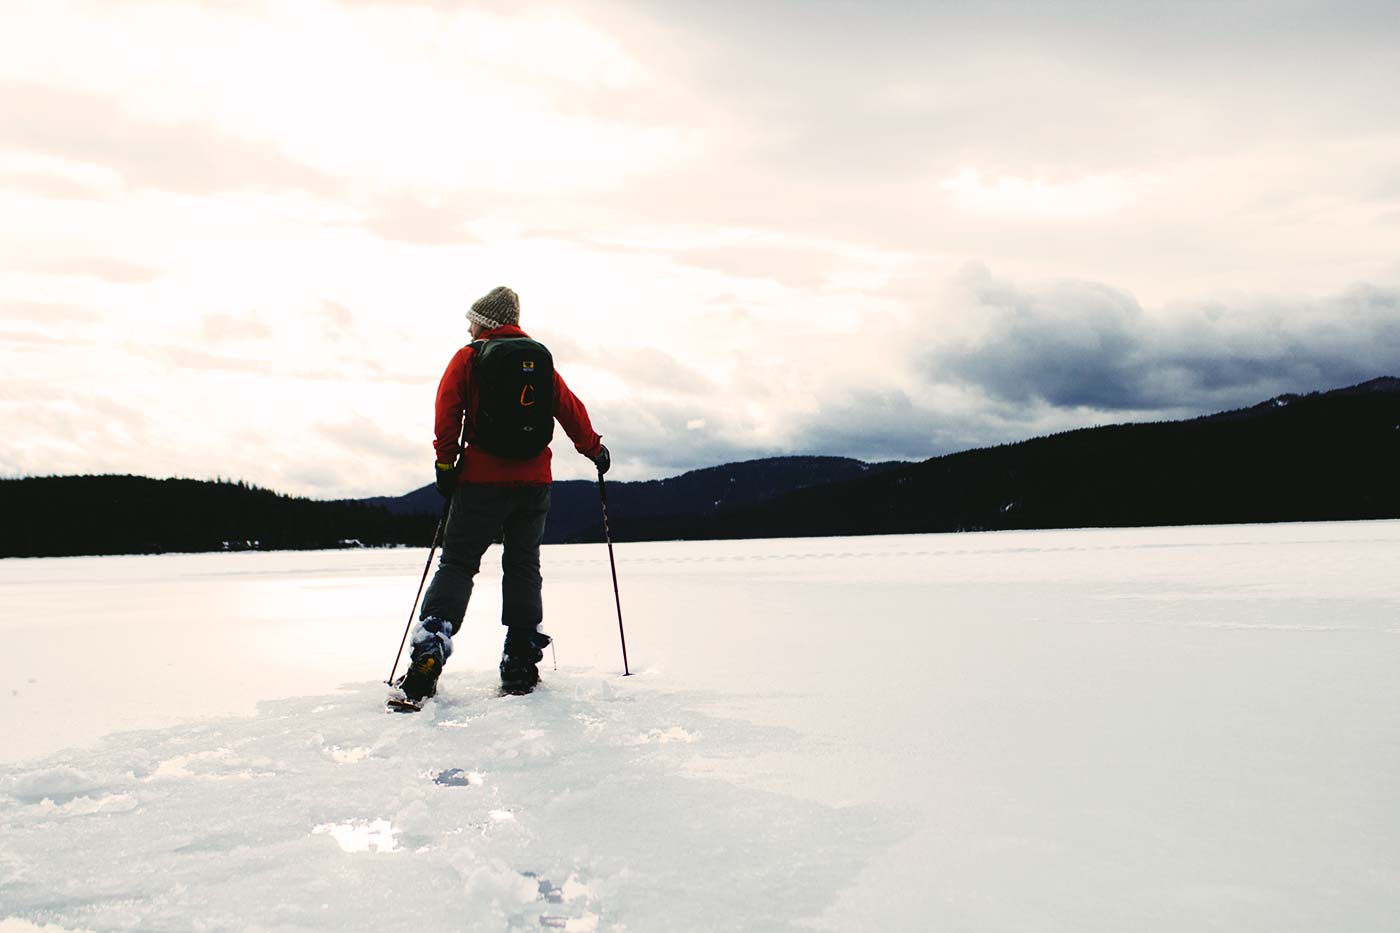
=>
[396,652,441,702]
[396,617,454,702]
[500,628,551,694]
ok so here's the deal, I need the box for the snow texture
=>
[2,522,1400,930]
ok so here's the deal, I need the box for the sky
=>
[2,0,1398,498]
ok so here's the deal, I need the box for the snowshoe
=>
[386,693,425,713]
[394,652,441,701]
[499,652,540,695]
[386,617,454,710]
[499,629,551,695]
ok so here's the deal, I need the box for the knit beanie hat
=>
[467,286,520,329]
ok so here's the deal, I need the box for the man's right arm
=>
[553,369,604,464]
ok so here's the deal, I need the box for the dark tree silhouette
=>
[2,378,1396,557]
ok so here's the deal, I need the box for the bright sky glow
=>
[2,0,1398,497]
[939,169,1148,218]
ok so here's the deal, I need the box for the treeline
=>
[366,455,909,543]
[582,377,1400,541]
[3,377,1397,559]
[0,476,436,558]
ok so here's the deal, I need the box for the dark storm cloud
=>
[783,385,1041,464]
[924,265,1400,413]
[788,390,964,463]
[0,80,333,196]
[589,395,774,478]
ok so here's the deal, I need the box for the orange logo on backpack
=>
[520,384,536,407]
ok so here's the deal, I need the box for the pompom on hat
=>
[467,286,520,329]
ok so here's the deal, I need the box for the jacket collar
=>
[476,324,528,341]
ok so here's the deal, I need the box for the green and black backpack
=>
[468,336,556,459]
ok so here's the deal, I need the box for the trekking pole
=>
[386,500,451,685]
[597,471,631,676]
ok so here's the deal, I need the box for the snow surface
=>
[3,521,1400,931]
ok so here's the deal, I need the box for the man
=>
[396,286,609,702]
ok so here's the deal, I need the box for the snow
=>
[3,521,1400,930]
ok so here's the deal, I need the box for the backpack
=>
[468,336,555,459]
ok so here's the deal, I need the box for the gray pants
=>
[420,483,551,636]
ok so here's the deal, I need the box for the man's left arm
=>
[432,347,474,496]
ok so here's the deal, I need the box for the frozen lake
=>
[2,521,1399,930]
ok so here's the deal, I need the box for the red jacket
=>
[434,325,602,485]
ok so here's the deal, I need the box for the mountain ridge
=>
[2,377,1396,557]
[592,375,1400,541]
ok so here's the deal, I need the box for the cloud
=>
[579,394,774,480]
[922,265,1400,413]
[671,244,832,290]
[316,415,417,462]
[594,346,718,397]
[536,335,720,400]
[761,266,1400,465]
[362,195,482,246]
[0,172,114,201]
[2,1,1398,500]
[201,312,274,343]
[139,343,422,386]
[0,330,66,347]
[318,301,355,340]
[783,389,995,463]
[18,256,163,284]
[0,387,156,477]
[0,80,334,197]
[2,301,100,324]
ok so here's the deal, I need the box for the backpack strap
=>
[469,335,530,355]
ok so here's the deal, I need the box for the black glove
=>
[590,444,611,476]
[434,461,459,499]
